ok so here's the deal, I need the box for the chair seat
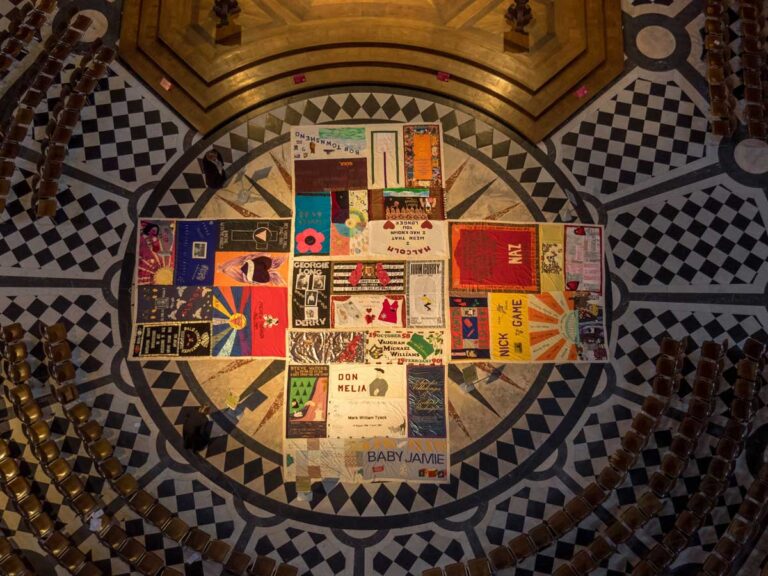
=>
[28,513,54,539]
[101,524,128,550]
[275,564,299,576]
[55,383,80,405]
[128,489,156,516]
[136,551,164,576]
[6,361,30,384]
[36,198,59,219]
[53,361,76,385]
[249,556,276,575]
[5,341,27,363]
[42,531,70,558]
[183,527,210,553]
[32,439,59,464]
[97,456,124,480]
[45,340,72,363]
[46,458,72,482]
[443,562,467,576]
[24,420,51,446]
[57,474,85,499]
[0,537,14,560]
[225,550,252,575]
[9,384,32,407]
[59,546,86,573]
[17,494,42,519]
[42,323,67,344]
[66,403,91,426]
[72,492,99,520]
[86,438,113,461]
[1,323,24,343]
[18,401,42,425]
[6,476,31,501]
[0,555,27,576]
[204,539,232,564]
[146,504,172,529]
[487,545,514,570]
[162,517,190,543]
[77,420,102,443]
[118,538,146,564]
[113,473,138,498]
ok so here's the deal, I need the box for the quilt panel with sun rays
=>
[131,218,292,359]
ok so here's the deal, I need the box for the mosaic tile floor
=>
[1,0,768,574]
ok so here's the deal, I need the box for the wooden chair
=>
[117,538,146,565]
[25,420,52,447]
[44,340,72,364]
[20,89,43,108]
[35,198,58,218]
[146,503,173,530]
[136,552,164,576]
[444,564,467,576]
[203,540,232,564]
[84,437,114,461]
[52,360,76,384]
[112,473,139,499]
[161,517,190,543]
[76,420,103,444]
[225,550,253,575]
[4,342,27,364]
[182,527,210,554]
[66,402,91,426]
[96,456,124,481]
[466,558,491,576]
[1,323,24,344]
[274,565,299,576]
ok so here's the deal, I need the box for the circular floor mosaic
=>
[119,87,607,529]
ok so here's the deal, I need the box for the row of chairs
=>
[632,337,765,575]
[738,0,767,138]
[0,0,55,78]
[700,459,768,576]
[553,340,725,576]
[0,534,36,576]
[0,439,102,576]
[422,559,491,576]
[705,0,739,137]
[0,324,103,576]
[39,39,95,185]
[0,14,92,214]
[14,324,181,576]
[34,44,115,218]
[45,37,105,138]
[39,323,298,576]
[3,323,177,575]
[483,337,687,572]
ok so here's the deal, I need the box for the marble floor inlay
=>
[1,1,767,575]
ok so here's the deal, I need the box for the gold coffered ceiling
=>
[120,0,623,141]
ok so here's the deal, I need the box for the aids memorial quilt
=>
[449,222,607,363]
[286,124,450,485]
[131,218,292,359]
[130,122,607,484]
